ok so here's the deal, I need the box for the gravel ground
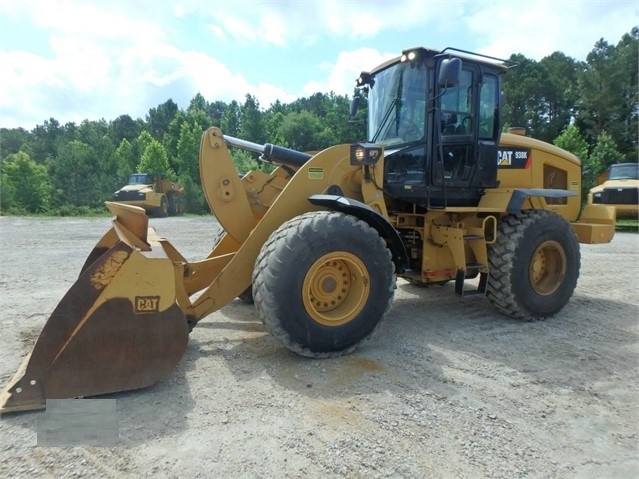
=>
[0,215,637,478]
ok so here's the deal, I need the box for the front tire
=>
[487,210,580,320]
[253,211,395,357]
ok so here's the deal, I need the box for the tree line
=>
[1,28,636,215]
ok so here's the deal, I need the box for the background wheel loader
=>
[0,47,616,413]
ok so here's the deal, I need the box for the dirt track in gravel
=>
[0,215,637,478]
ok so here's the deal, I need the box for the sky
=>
[0,0,637,131]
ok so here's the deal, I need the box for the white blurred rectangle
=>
[37,399,118,447]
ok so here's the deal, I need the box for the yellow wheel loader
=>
[0,47,616,413]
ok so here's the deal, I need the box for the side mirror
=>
[349,96,361,120]
[438,58,462,88]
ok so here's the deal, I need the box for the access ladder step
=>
[455,271,488,297]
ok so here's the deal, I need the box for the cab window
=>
[441,69,473,135]
[479,75,499,139]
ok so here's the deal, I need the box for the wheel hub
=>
[303,252,370,327]
[529,240,566,296]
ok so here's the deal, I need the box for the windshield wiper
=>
[371,71,404,143]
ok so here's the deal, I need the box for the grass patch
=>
[616,219,639,232]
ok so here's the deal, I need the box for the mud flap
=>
[0,238,189,413]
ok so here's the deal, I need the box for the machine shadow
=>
[0,352,199,446]
[192,283,638,406]
[23,279,628,441]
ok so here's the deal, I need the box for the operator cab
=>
[353,47,513,208]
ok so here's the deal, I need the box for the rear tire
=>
[253,211,395,357]
[487,210,580,320]
[168,195,181,215]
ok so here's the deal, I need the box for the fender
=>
[308,194,410,274]
[507,188,577,215]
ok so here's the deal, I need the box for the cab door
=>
[428,61,501,206]
[438,66,476,184]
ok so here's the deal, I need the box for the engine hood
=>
[116,184,153,194]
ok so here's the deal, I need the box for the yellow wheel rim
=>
[529,240,566,296]
[302,252,370,327]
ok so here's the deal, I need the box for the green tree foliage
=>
[114,139,136,183]
[277,110,324,151]
[553,124,591,198]
[575,29,638,161]
[265,110,287,146]
[179,173,207,214]
[553,124,589,161]
[588,132,625,177]
[537,52,578,140]
[502,54,549,139]
[163,110,187,171]
[208,100,227,127]
[318,92,365,144]
[221,100,240,135]
[29,118,63,163]
[174,109,212,212]
[136,130,155,155]
[138,139,172,177]
[578,131,627,204]
[185,108,212,134]
[239,94,266,143]
[0,164,16,211]
[61,122,78,143]
[146,99,178,141]
[231,149,261,174]
[49,140,99,208]
[1,152,51,212]
[110,114,140,146]
[188,93,208,115]
[576,39,619,143]
[176,120,203,183]
[610,27,638,161]
[0,127,31,157]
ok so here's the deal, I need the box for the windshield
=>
[367,61,428,146]
[128,174,152,185]
[608,164,639,180]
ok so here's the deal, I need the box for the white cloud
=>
[464,0,637,61]
[207,24,227,41]
[0,0,636,130]
[15,0,163,42]
[301,48,393,98]
[199,0,442,46]
[49,36,112,91]
[202,1,318,46]
[319,0,437,39]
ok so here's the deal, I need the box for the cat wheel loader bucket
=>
[1,126,382,413]
[0,202,189,413]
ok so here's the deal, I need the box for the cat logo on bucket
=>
[135,296,160,313]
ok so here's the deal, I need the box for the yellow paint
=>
[89,250,129,290]
[302,252,370,327]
